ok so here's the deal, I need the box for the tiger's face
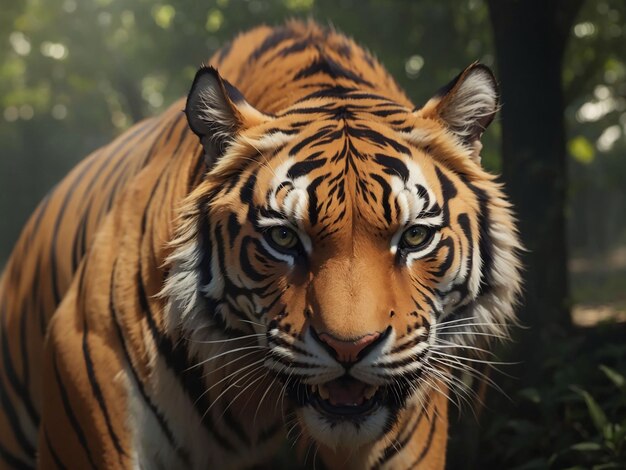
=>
[249,122,453,446]
[167,65,521,449]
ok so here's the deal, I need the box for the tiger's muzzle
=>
[279,325,426,422]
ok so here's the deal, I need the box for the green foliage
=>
[470,326,626,469]
[568,367,626,468]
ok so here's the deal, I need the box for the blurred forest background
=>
[1,0,625,468]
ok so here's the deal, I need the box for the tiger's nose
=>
[313,329,384,364]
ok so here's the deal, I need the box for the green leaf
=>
[205,9,224,32]
[571,386,608,433]
[592,464,624,470]
[510,458,549,470]
[152,4,176,29]
[568,136,595,164]
[599,365,626,391]
[570,442,602,451]
[518,388,542,404]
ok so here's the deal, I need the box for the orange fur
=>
[0,21,521,469]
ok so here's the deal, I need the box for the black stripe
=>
[374,154,409,182]
[239,236,269,282]
[278,103,338,117]
[289,128,332,156]
[297,85,356,101]
[213,221,277,299]
[307,175,325,226]
[0,374,35,459]
[222,408,251,447]
[276,40,310,57]
[18,302,31,396]
[198,208,214,290]
[454,213,473,300]
[140,167,166,236]
[432,237,455,277]
[371,108,405,117]
[52,352,98,469]
[370,173,392,224]
[81,315,127,461]
[249,28,294,63]
[0,441,31,470]
[257,420,283,445]
[390,329,429,355]
[336,42,352,59]
[26,192,52,245]
[227,213,241,249]
[409,407,438,467]
[240,171,258,204]
[304,150,325,161]
[44,427,68,470]
[371,406,424,469]
[348,125,410,155]
[380,348,428,369]
[71,210,90,273]
[466,182,495,296]
[0,306,40,438]
[216,40,233,65]
[434,166,457,227]
[34,256,47,335]
[268,335,312,357]
[286,158,327,179]
[294,55,373,87]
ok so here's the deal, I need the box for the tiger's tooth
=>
[364,386,378,400]
[318,384,330,400]
[311,384,318,394]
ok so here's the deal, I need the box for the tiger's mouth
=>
[309,377,383,417]
[288,377,403,419]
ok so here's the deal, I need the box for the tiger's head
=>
[163,64,521,449]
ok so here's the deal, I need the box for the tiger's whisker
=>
[184,333,265,345]
[186,345,267,370]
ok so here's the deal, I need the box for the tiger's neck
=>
[314,387,449,470]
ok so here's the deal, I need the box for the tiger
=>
[0,20,522,470]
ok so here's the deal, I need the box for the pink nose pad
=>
[317,332,381,363]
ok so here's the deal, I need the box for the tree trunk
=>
[487,0,583,379]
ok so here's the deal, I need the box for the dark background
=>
[1,0,625,467]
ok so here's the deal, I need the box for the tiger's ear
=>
[185,66,269,165]
[421,63,499,163]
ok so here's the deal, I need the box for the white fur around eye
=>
[259,236,296,266]
[256,219,312,257]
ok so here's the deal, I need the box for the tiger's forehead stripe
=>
[254,130,443,240]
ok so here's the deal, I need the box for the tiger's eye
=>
[270,226,298,249]
[401,225,430,248]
